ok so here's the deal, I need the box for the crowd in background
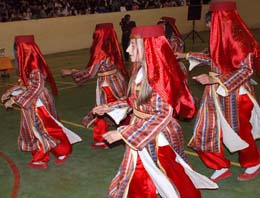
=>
[0,0,209,22]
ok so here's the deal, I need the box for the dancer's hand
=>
[193,74,218,85]
[61,69,73,77]
[71,69,79,73]
[103,130,121,144]
[4,99,15,109]
[175,52,187,59]
[1,92,10,103]
[93,105,111,115]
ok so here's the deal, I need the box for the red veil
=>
[87,23,128,77]
[131,25,196,119]
[209,1,260,76]
[15,35,58,95]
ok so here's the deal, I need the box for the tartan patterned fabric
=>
[72,59,127,105]
[11,69,58,152]
[189,53,255,152]
[169,35,185,53]
[188,52,212,66]
[108,72,187,197]
[219,55,254,92]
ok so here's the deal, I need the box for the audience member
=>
[0,0,185,22]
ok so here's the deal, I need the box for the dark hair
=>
[205,11,212,24]
[124,14,130,21]
[157,21,174,40]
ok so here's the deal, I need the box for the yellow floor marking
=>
[0,104,241,167]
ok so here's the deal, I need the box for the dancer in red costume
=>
[1,35,81,169]
[62,23,128,149]
[176,1,260,182]
[158,16,188,76]
[158,16,185,53]
[93,25,217,198]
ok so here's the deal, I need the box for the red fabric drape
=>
[15,36,58,95]
[209,1,260,76]
[87,23,128,78]
[144,35,196,119]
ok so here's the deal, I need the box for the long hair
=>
[157,21,174,40]
[127,38,152,105]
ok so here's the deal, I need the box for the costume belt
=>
[97,69,117,77]
[133,109,151,119]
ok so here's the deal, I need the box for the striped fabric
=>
[72,58,127,105]
[189,53,255,152]
[188,52,212,66]
[11,69,59,152]
[108,75,187,197]
[169,35,185,53]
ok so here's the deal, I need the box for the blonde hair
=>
[128,38,152,105]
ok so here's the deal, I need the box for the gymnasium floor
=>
[0,30,260,198]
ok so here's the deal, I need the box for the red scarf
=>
[209,1,260,76]
[15,35,58,95]
[87,23,128,77]
[131,25,196,119]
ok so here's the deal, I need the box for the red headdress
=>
[209,1,260,76]
[160,16,182,38]
[131,25,196,119]
[87,23,128,77]
[15,35,58,95]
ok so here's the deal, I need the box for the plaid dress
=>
[188,52,256,152]
[107,69,187,197]
[72,58,127,105]
[11,69,59,152]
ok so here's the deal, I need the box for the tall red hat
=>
[131,25,196,119]
[95,23,114,29]
[209,1,260,76]
[87,23,128,77]
[15,35,35,43]
[14,35,58,95]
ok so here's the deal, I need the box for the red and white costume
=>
[105,25,217,198]
[5,35,81,165]
[188,2,260,173]
[160,16,185,53]
[159,17,187,75]
[71,23,128,146]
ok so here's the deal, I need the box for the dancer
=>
[1,35,81,169]
[176,1,260,182]
[158,16,185,53]
[61,23,128,149]
[94,25,217,198]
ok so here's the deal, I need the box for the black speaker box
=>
[190,0,201,5]
[187,5,202,20]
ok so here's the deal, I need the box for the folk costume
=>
[158,17,187,75]
[71,23,128,148]
[2,35,81,168]
[188,1,260,181]
[159,16,185,53]
[104,25,217,198]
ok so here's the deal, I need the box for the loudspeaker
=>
[190,0,201,5]
[187,5,202,20]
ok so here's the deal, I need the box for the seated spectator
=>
[0,0,187,22]
[132,1,140,10]
[145,0,160,9]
